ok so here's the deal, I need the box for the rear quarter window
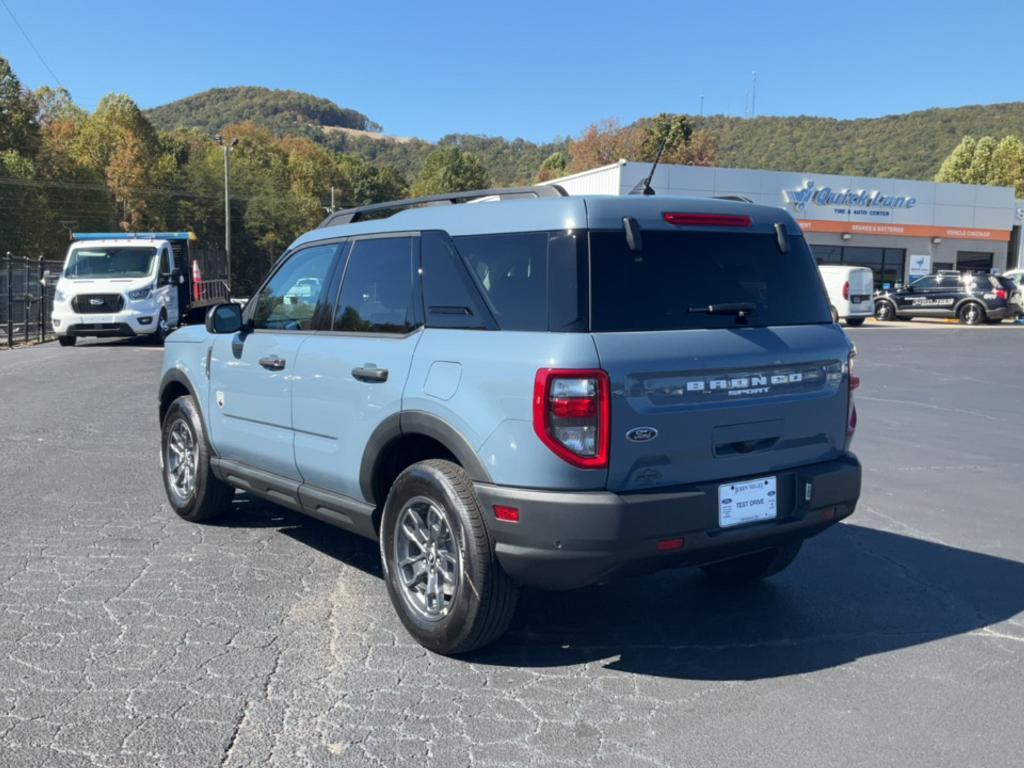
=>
[452,231,587,332]
[589,230,832,332]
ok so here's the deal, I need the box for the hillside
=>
[145,86,381,138]
[145,87,1024,184]
[694,102,1024,180]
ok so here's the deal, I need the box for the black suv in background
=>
[874,271,1018,325]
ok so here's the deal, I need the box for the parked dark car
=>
[874,272,1015,325]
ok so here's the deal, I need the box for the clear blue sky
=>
[2,0,1023,143]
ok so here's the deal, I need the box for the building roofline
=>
[538,160,626,187]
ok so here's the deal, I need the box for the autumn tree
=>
[567,114,716,174]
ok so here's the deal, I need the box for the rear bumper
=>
[474,455,861,590]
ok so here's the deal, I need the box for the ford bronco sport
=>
[158,185,862,654]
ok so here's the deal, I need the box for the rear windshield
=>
[589,230,832,331]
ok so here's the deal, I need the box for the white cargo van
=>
[51,236,185,346]
[818,265,874,326]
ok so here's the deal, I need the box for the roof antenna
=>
[629,135,668,196]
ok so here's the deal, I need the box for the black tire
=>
[874,300,896,321]
[57,335,76,347]
[957,301,985,326]
[380,459,519,655]
[830,305,839,324]
[160,395,234,522]
[845,317,866,327]
[151,310,169,345]
[701,540,803,585]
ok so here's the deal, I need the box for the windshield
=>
[64,247,157,279]
[589,230,832,331]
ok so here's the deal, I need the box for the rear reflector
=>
[656,537,685,551]
[663,212,753,228]
[493,505,519,523]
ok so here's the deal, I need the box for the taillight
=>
[842,281,850,300]
[663,212,752,228]
[533,369,610,469]
[996,289,1008,300]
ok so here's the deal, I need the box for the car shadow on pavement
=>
[214,498,1024,681]
[472,523,1024,680]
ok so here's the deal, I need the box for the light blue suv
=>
[158,186,862,654]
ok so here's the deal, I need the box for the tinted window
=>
[454,233,548,331]
[909,276,937,290]
[251,244,336,331]
[421,231,493,330]
[334,237,419,334]
[547,231,587,332]
[589,230,831,332]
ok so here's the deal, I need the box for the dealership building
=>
[545,161,1024,289]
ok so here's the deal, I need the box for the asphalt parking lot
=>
[1,326,1023,768]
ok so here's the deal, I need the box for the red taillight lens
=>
[663,212,752,228]
[996,289,1008,300]
[533,369,610,469]
[842,281,850,300]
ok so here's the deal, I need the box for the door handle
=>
[259,355,286,371]
[352,365,388,383]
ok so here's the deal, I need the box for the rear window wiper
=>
[688,302,756,316]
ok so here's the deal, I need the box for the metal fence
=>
[0,253,64,347]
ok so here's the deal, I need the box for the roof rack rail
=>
[318,184,568,228]
[712,195,754,204]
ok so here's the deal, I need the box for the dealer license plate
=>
[718,476,777,528]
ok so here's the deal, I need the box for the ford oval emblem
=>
[626,427,658,443]
[89,298,104,306]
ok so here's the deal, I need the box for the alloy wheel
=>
[393,496,461,621]
[165,418,198,502]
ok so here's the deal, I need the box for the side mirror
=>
[206,302,243,334]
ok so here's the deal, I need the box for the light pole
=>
[214,134,239,290]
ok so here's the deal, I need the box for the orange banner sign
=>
[797,219,1011,242]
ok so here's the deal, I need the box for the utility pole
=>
[751,71,758,118]
[699,94,704,116]
[215,134,239,290]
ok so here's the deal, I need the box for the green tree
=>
[535,151,568,182]
[990,136,1024,197]
[411,146,488,196]
[0,56,39,155]
[935,136,977,184]
[936,134,1024,196]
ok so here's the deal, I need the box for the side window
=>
[334,237,419,334]
[160,248,170,275]
[421,231,493,330]
[453,232,549,331]
[250,243,337,331]
[910,276,936,290]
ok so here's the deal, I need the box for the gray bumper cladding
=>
[474,455,862,590]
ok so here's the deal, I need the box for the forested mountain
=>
[695,103,1024,180]
[146,87,381,139]
[146,88,1024,183]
